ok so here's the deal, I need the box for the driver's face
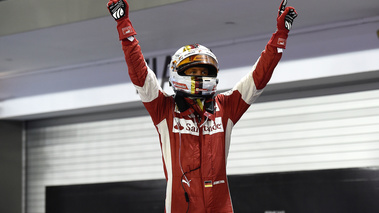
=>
[184,67,209,76]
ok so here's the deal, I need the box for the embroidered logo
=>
[122,26,132,35]
[182,179,191,187]
[277,38,286,46]
[213,180,225,186]
[172,117,224,136]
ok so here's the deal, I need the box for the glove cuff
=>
[116,18,137,40]
[268,30,288,49]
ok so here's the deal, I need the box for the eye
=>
[201,70,208,75]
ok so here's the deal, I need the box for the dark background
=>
[0,121,23,213]
[46,167,379,213]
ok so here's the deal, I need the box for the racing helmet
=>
[169,44,219,97]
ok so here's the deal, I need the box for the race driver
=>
[107,0,297,212]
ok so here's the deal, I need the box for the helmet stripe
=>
[197,78,203,96]
[191,76,196,95]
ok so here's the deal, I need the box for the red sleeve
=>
[252,44,282,90]
[121,38,171,125]
[121,38,148,87]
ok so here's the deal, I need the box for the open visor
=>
[177,54,219,77]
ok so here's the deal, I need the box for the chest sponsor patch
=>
[173,117,224,136]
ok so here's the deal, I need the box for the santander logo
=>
[173,117,224,136]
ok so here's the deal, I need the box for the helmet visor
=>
[177,54,218,76]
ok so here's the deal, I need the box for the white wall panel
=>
[25,89,379,213]
[25,116,164,213]
[228,90,379,175]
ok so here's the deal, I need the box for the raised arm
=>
[253,0,298,90]
[107,0,169,124]
[107,0,148,88]
[107,0,164,103]
[219,0,297,123]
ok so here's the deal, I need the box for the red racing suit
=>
[121,38,282,213]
